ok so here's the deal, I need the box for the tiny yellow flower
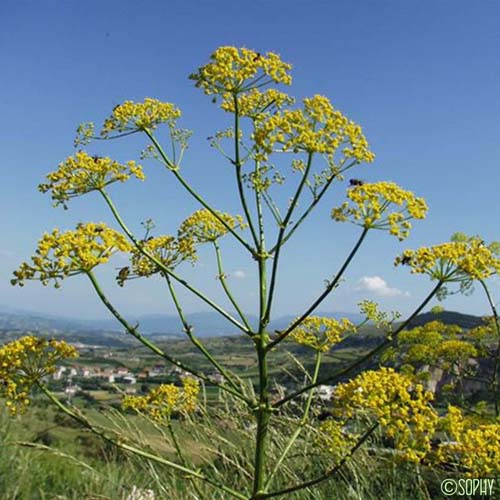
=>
[117,235,197,285]
[178,209,246,244]
[332,181,427,240]
[253,95,375,162]
[333,367,438,462]
[437,405,500,476]
[12,223,132,287]
[289,316,355,352]
[101,98,181,136]
[122,377,200,421]
[39,151,145,208]
[221,88,295,118]
[0,336,78,415]
[190,46,292,95]
[395,236,500,281]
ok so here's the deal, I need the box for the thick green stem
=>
[274,280,444,408]
[264,352,322,490]
[252,204,271,498]
[86,270,249,404]
[213,241,253,332]
[37,384,247,500]
[165,273,243,394]
[99,189,250,335]
[267,227,369,351]
[144,128,255,256]
[252,340,271,498]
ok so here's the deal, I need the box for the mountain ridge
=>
[0,305,363,337]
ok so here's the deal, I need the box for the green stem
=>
[264,153,314,325]
[213,241,253,332]
[233,94,259,247]
[268,159,357,254]
[165,273,244,395]
[144,128,255,256]
[274,280,444,408]
[264,352,322,490]
[99,189,250,335]
[252,205,271,498]
[261,191,282,226]
[252,339,271,498]
[37,384,247,500]
[86,270,249,404]
[267,227,369,351]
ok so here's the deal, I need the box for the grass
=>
[0,394,465,500]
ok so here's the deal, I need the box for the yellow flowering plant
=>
[122,377,200,421]
[11,222,132,288]
[288,316,356,353]
[437,406,500,476]
[0,336,77,415]
[38,151,145,209]
[8,46,500,498]
[331,181,428,240]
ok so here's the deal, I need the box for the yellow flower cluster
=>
[0,336,78,415]
[125,235,197,281]
[221,88,295,118]
[289,316,355,352]
[437,406,500,476]
[315,420,356,464]
[395,237,500,281]
[11,223,132,288]
[178,209,246,243]
[397,322,477,370]
[331,181,428,240]
[38,151,145,208]
[333,367,439,462]
[101,98,181,136]
[253,95,375,162]
[469,319,498,355]
[74,122,95,147]
[190,46,292,94]
[358,300,401,331]
[122,378,200,421]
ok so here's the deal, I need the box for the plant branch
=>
[213,241,253,332]
[257,423,379,499]
[267,227,369,351]
[264,351,322,490]
[274,280,444,407]
[233,94,259,247]
[86,270,249,404]
[144,128,256,255]
[165,273,244,395]
[37,384,247,500]
[99,189,251,335]
[264,153,314,324]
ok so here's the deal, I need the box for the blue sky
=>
[1,0,500,321]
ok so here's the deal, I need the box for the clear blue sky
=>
[1,0,499,320]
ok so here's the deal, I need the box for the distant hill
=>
[0,306,363,338]
[405,310,486,329]
[0,305,486,346]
